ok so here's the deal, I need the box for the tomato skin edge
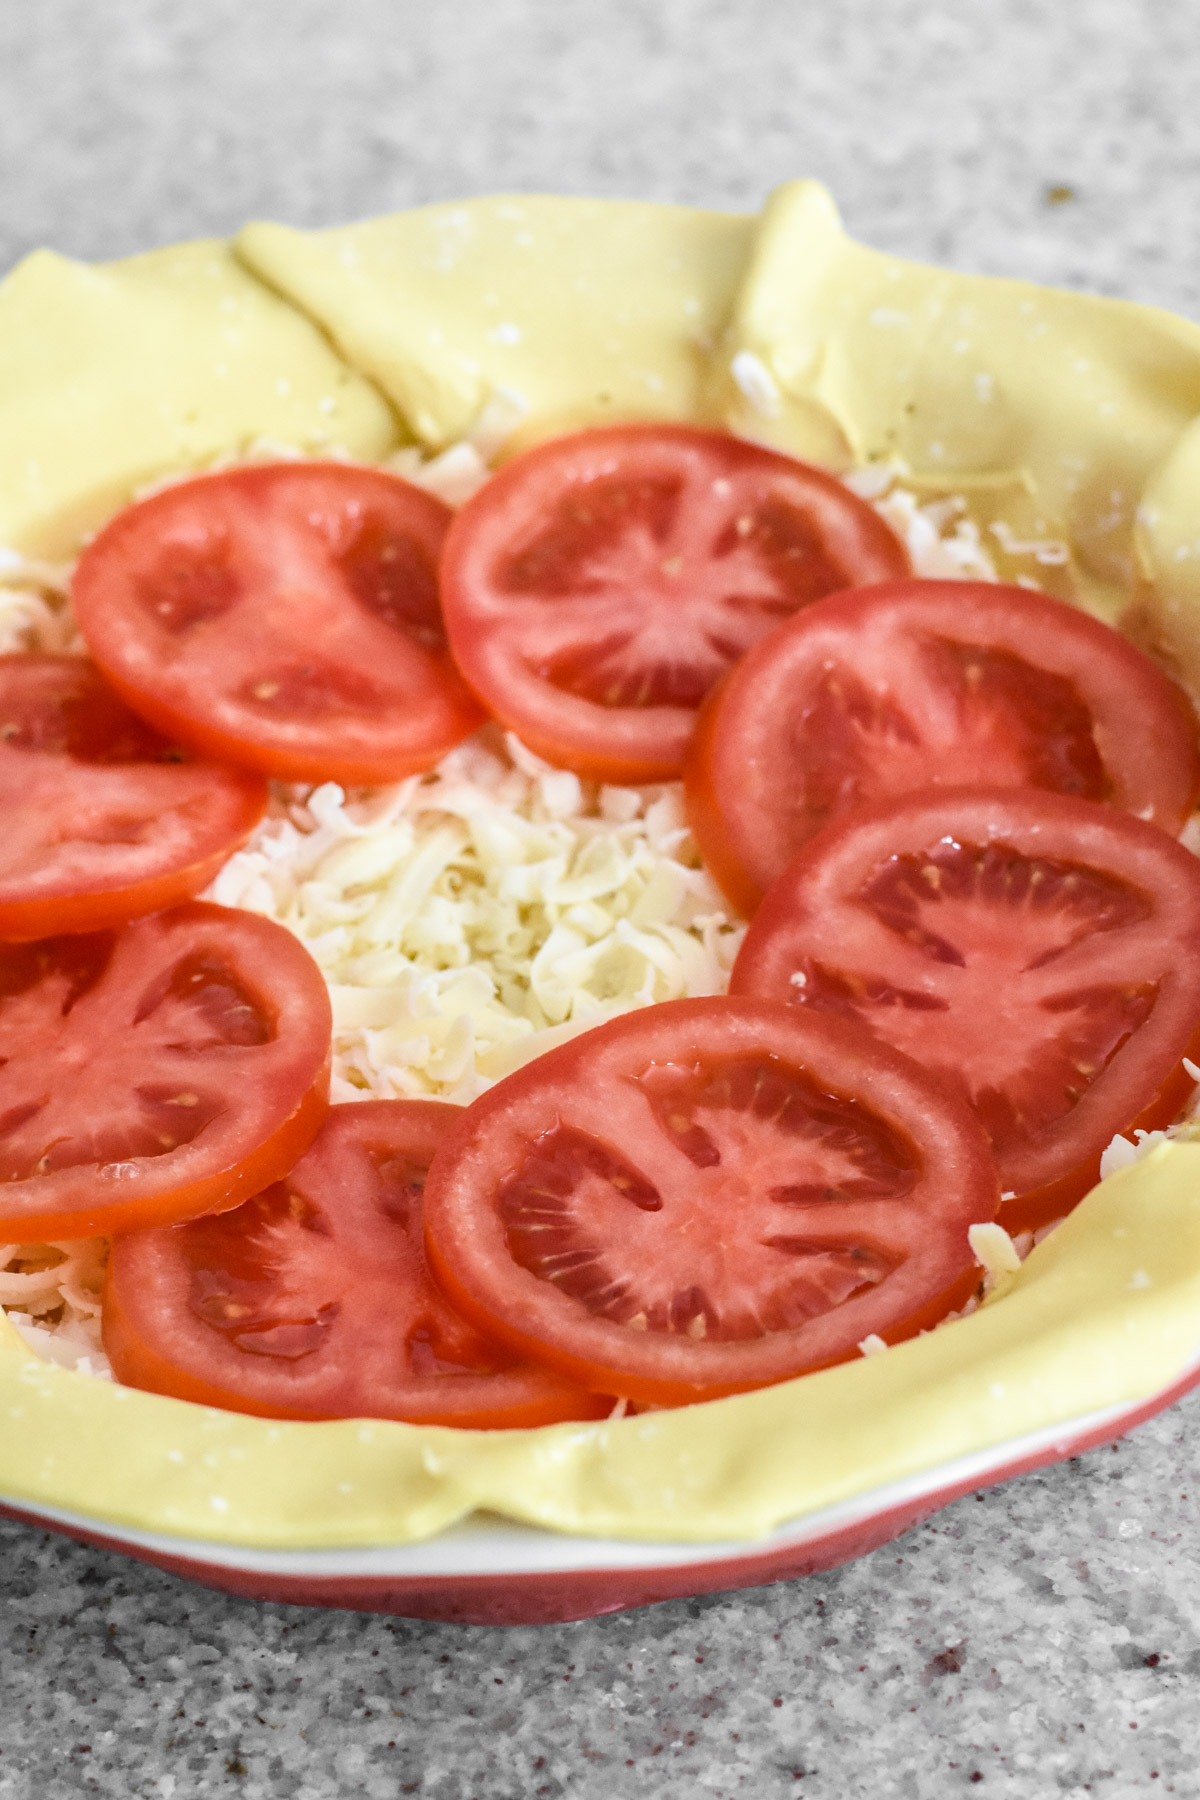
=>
[0,779,269,941]
[101,1257,613,1431]
[683,675,764,918]
[996,1030,1200,1235]
[81,657,486,788]
[466,706,692,786]
[2,1050,332,1244]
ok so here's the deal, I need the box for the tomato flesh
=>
[423,998,997,1405]
[731,788,1200,1230]
[104,1100,608,1428]
[0,902,332,1239]
[440,426,910,780]
[687,579,1200,915]
[0,655,267,939]
[71,462,484,785]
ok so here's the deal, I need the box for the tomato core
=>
[498,1059,920,1343]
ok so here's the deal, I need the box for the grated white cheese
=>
[729,350,783,418]
[206,731,745,1107]
[842,467,999,582]
[1099,1119,1200,1178]
[0,1238,110,1375]
[1097,1056,1200,1178]
[0,556,77,654]
[968,1221,1023,1279]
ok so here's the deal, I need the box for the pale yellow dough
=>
[1134,416,1200,693]
[2,184,1200,1549]
[0,238,398,560]
[721,181,1200,625]
[236,196,755,448]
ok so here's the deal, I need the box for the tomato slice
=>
[0,902,332,1240]
[422,998,997,1406]
[71,462,484,785]
[687,579,1200,917]
[439,426,910,781]
[103,1100,609,1428]
[730,788,1200,1231]
[0,655,267,939]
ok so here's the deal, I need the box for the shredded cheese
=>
[0,1238,108,1374]
[208,734,745,1107]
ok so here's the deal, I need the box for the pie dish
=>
[3,181,1200,1624]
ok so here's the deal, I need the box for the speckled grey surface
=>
[3,2,1200,1795]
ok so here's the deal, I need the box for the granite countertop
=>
[3,3,1200,1795]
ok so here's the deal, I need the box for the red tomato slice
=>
[0,655,267,939]
[103,1100,610,1428]
[422,998,998,1406]
[439,426,910,781]
[0,902,331,1240]
[71,462,484,785]
[731,788,1200,1231]
[687,579,1200,917]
